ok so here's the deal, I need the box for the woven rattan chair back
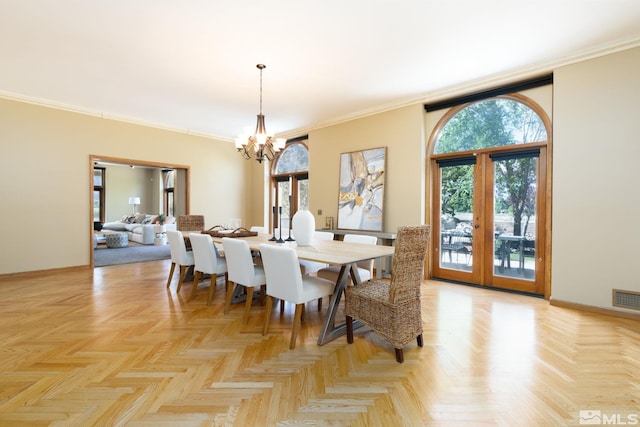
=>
[388,225,431,303]
[177,215,205,232]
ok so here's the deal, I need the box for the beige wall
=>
[552,46,640,311]
[0,98,249,274]
[306,104,426,232]
[100,164,159,220]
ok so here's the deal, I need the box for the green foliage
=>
[441,165,473,215]
[494,157,536,235]
[435,99,546,154]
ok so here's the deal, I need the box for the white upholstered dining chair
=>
[298,231,334,275]
[222,237,266,324]
[166,230,195,292]
[188,233,228,305]
[259,243,334,349]
[317,234,378,284]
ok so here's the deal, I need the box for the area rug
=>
[94,242,171,267]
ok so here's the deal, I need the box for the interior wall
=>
[306,104,426,233]
[245,160,268,230]
[552,46,640,312]
[0,97,249,274]
[101,164,153,220]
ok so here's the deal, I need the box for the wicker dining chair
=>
[345,225,430,363]
[177,215,205,232]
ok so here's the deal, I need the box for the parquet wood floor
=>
[1,260,639,426]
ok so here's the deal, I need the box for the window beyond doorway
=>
[271,142,309,231]
[93,167,105,223]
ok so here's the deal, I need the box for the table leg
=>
[498,240,506,272]
[317,262,363,345]
[518,239,525,271]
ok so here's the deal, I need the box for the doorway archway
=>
[89,155,190,268]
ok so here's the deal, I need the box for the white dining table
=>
[210,233,395,345]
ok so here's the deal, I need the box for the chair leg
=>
[260,284,266,305]
[206,274,217,306]
[176,265,188,292]
[243,286,254,324]
[190,270,200,299]
[395,348,404,363]
[290,303,303,349]
[280,299,285,313]
[317,297,323,312]
[224,281,234,314]
[263,295,273,335]
[417,334,423,347]
[346,315,354,344]
[166,262,176,288]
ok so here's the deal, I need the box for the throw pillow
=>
[142,215,158,224]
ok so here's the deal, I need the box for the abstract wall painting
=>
[337,147,386,231]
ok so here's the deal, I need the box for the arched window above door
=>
[433,97,548,154]
[274,143,308,174]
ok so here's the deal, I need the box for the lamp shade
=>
[128,197,140,205]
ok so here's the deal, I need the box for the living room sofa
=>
[102,214,177,245]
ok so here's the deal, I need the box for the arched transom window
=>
[434,98,548,154]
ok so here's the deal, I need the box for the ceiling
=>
[2,1,640,142]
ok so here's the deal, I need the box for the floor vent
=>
[612,289,640,311]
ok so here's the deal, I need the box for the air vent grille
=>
[612,289,640,311]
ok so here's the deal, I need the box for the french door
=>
[273,173,308,232]
[431,146,546,295]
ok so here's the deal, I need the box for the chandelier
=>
[235,64,286,163]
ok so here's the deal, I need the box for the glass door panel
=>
[277,180,292,232]
[297,178,309,211]
[432,159,479,284]
[439,163,474,272]
[492,155,537,282]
